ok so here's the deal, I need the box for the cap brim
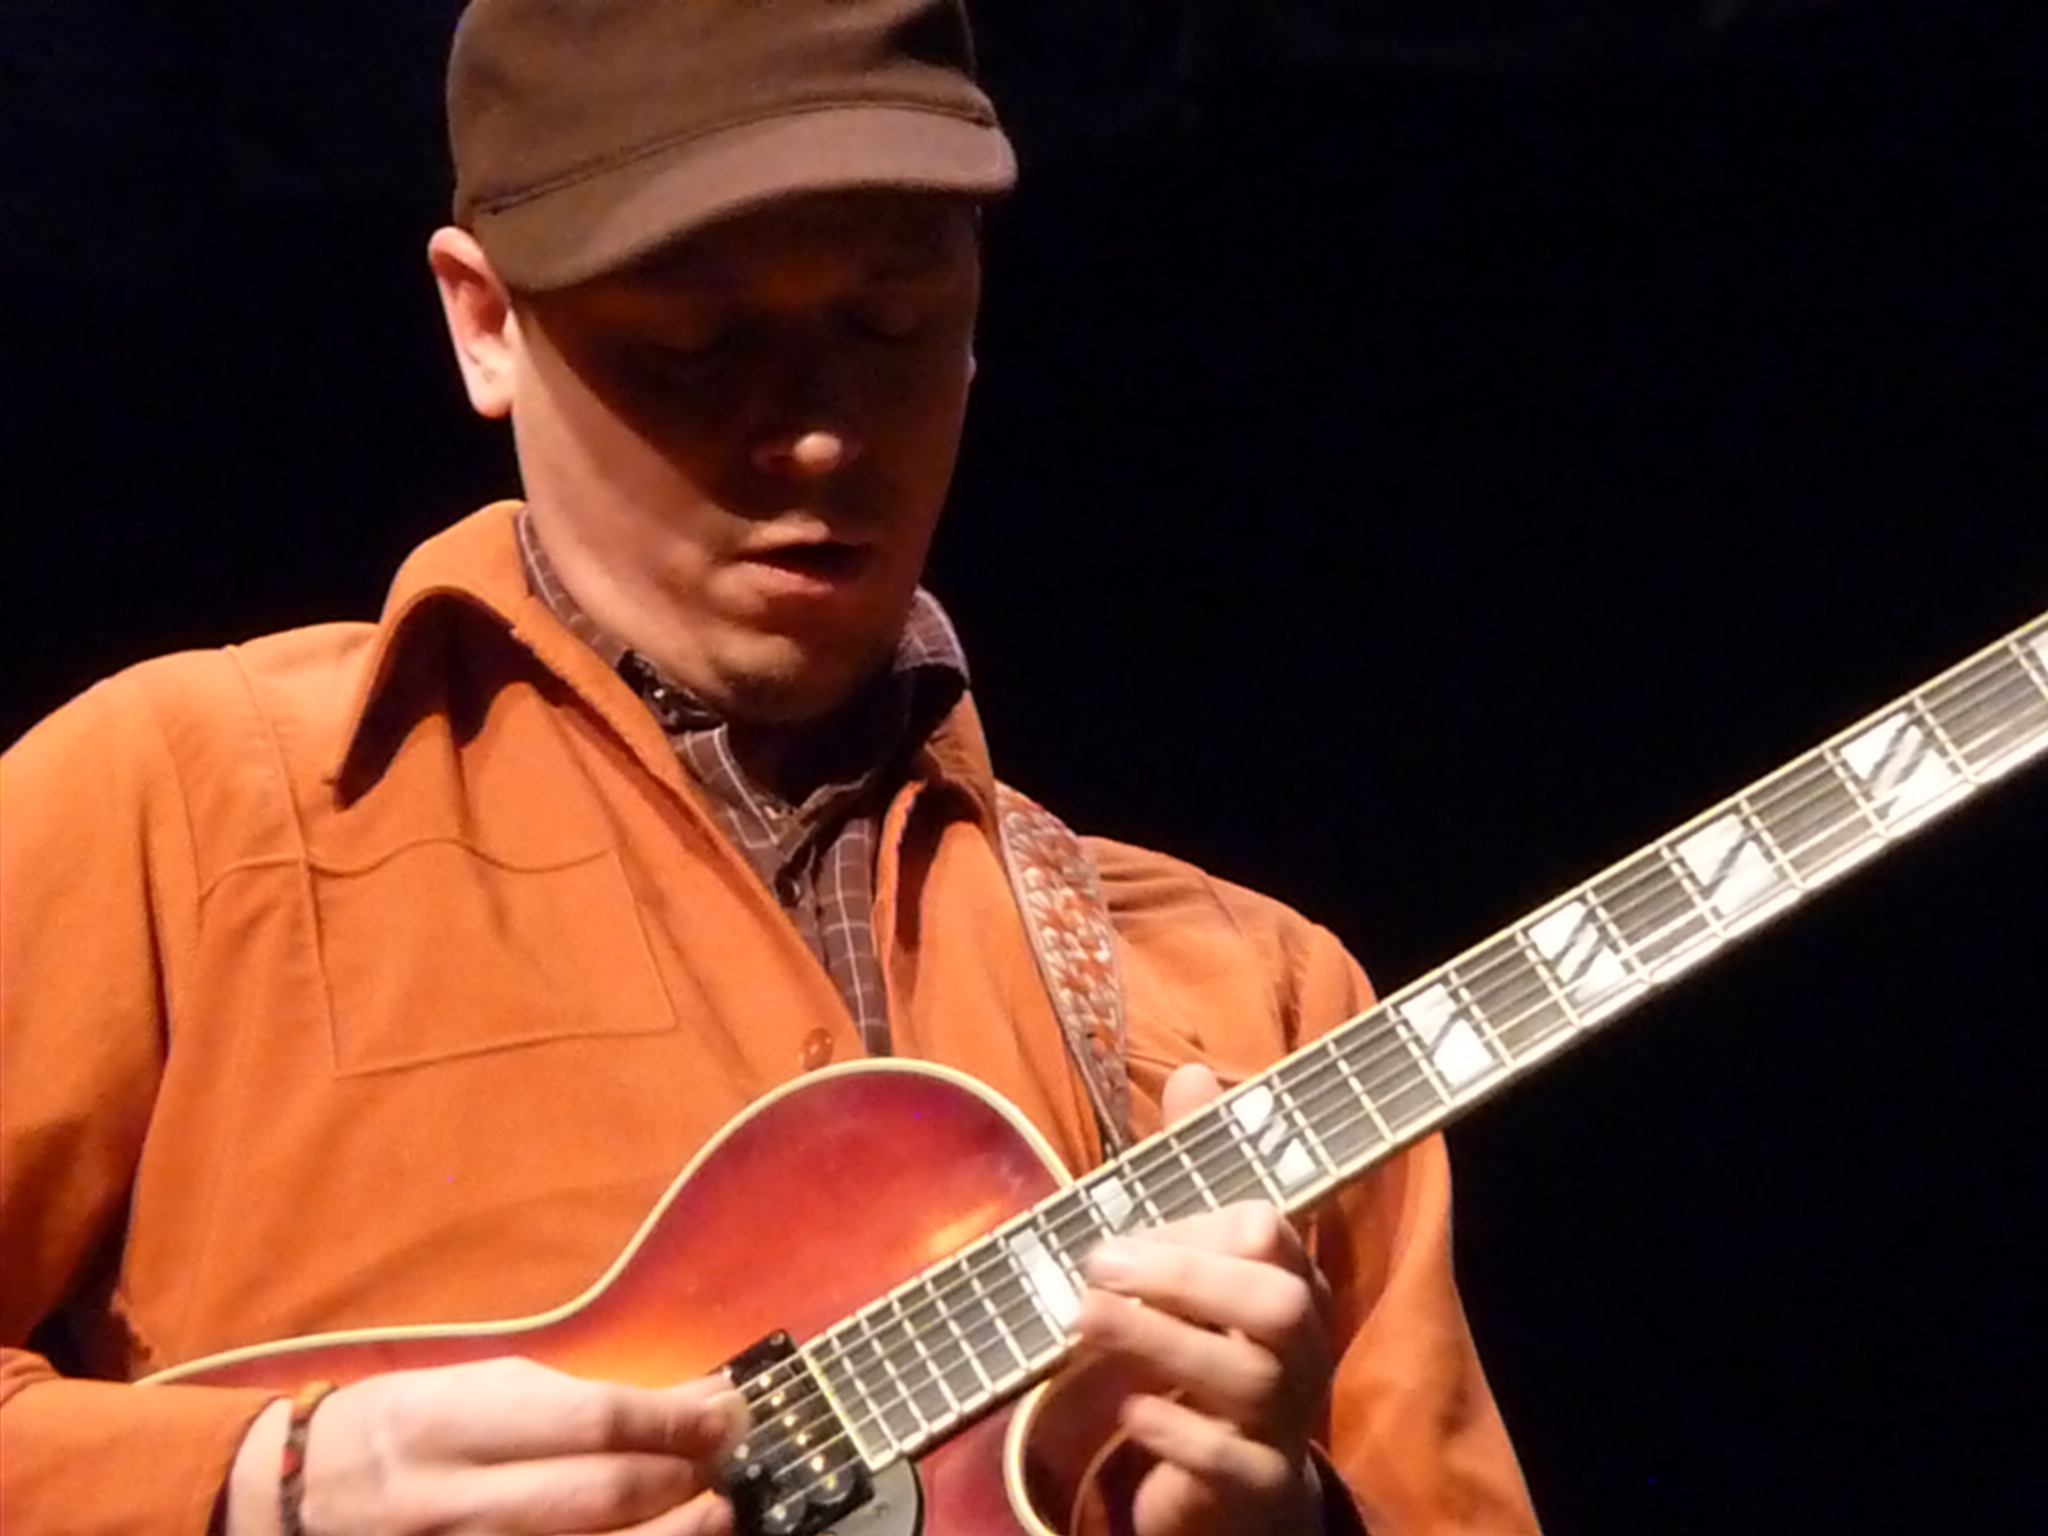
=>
[473,105,1016,292]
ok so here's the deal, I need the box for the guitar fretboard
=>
[777,614,2048,1474]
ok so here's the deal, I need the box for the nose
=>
[750,426,861,479]
[745,325,865,480]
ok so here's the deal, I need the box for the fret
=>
[2026,627,2048,682]
[1600,844,1717,980]
[852,1312,945,1436]
[1908,687,1970,772]
[1342,1015,1450,1139]
[759,1347,868,1469]
[1511,925,1590,1034]
[1750,752,1874,883]
[1125,1154,1173,1227]
[816,1326,890,1452]
[1835,706,1967,832]
[1222,1080,1328,1201]
[1668,802,1798,933]
[1077,1167,1144,1239]
[832,1318,929,1449]
[1180,1111,1272,1208]
[1128,1127,1226,1222]
[951,1245,1032,1378]
[1215,1107,1287,1206]
[935,1240,1057,1389]
[888,1286,984,1415]
[1269,1040,1384,1171]
[1465,935,1575,1060]
[866,1320,939,1444]
[998,1224,1081,1343]
[1031,1189,1099,1278]
[1389,975,1503,1096]
[808,1339,891,1464]
[1318,1033,1398,1163]
[1269,1068,1343,1181]
[1447,963,1515,1056]
[1112,1140,1179,1228]
[1923,646,2048,777]
[1105,1146,1171,1236]
[1523,891,1638,1022]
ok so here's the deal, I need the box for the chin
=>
[714,638,883,726]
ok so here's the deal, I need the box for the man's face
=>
[498,192,981,724]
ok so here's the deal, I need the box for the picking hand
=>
[226,1356,748,1536]
[1075,1064,1334,1536]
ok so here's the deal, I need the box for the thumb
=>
[1160,1062,1225,1125]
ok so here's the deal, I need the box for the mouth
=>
[748,542,872,580]
[735,538,878,602]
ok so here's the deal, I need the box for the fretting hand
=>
[1074,1063,1335,1536]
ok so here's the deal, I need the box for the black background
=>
[4,3,2044,1530]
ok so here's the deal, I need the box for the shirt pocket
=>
[310,838,676,1075]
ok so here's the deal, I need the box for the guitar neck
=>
[792,612,2048,1472]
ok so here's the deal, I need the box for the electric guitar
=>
[152,610,2048,1536]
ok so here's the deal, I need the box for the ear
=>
[427,226,521,420]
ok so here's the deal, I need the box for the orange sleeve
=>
[1,675,279,1535]
[1090,834,1539,1533]
[1290,922,1540,1535]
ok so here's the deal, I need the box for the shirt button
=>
[800,1029,835,1071]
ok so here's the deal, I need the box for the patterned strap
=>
[994,784,1133,1155]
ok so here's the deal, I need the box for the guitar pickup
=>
[717,1332,875,1536]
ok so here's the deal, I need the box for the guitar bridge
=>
[718,1332,879,1536]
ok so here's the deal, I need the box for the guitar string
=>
[802,649,2048,1463]
[745,646,2048,1491]
[1138,649,2048,1208]
[1021,647,2048,1241]
[717,642,2048,1502]
[731,644,2048,1491]
[730,660,2048,1515]
[722,1225,1055,1475]
[1243,648,2048,1152]
[804,1238,1046,1455]
[735,1173,1179,1491]
[724,1265,1039,1508]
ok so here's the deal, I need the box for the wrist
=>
[222,1398,292,1536]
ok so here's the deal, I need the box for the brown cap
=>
[448,0,1016,292]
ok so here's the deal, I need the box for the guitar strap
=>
[993,783,1134,1156]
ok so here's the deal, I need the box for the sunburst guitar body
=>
[152,1062,1118,1536]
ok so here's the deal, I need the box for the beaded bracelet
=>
[278,1380,338,1536]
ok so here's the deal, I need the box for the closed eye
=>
[843,297,935,341]
[626,330,739,386]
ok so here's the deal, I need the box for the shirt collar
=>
[514,503,969,803]
[331,502,991,823]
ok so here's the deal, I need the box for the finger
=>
[436,1452,728,1536]
[1117,1200,1313,1277]
[1085,1210,1326,1352]
[1117,1393,1300,1502]
[1075,1287,1293,1429]
[610,1488,737,1536]
[384,1359,749,1464]
[1160,1062,1225,1125]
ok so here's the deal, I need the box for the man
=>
[0,2,1539,1533]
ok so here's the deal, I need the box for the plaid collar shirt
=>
[515,508,968,1055]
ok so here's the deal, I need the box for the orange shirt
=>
[0,503,1537,1534]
